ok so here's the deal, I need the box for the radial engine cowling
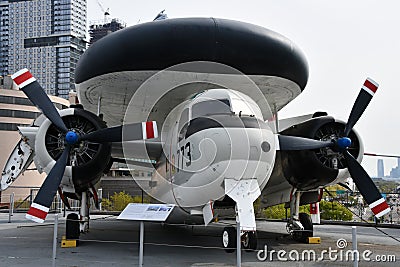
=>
[20,108,111,194]
[279,115,364,191]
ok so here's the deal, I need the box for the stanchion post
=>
[98,188,103,211]
[139,221,144,267]
[8,192,14,223]
[52,214,59,267]
[352,226,358,267]
[236,221,241,267]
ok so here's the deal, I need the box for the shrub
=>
[101,192,150,211]
[261,200,352,221]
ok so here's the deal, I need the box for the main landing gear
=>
[65,191,91,240]
[286,190,313,243]
[222,226,258,253]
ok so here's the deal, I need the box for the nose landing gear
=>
[222,226,236,253]
[222,226,258,253]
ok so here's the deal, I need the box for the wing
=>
[111,140,163,161]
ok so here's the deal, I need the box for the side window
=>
[178,108,189,142]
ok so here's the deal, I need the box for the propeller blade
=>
[80,121,158,143]
[26,146,70,223]
[343,151,390,218]
[11,69,68,133]
[277,135,333,151]
[343,78,378,136]
[364,152,400,158]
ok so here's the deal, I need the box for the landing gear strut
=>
[222,178,260,253]
[65,190,90,240]
[243,231,257,251]
[79,191,90,233]
[286,190,313,243]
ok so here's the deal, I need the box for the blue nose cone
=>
[337,137,352,149]
[65,131,79,145]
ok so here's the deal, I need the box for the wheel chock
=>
[61,235,78,248]
[307,237,321,244]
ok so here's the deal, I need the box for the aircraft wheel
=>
[243,231,257,252]
[66,213,80,240]
[222,226,236,253]
[293,212,313,243]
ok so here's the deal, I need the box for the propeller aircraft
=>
[1,17,390,251]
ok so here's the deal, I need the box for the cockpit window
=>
[231,98,262,118]
[191,99,231,118]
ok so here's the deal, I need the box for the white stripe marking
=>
[11,68,29,80]
[369,198,385,209]
[142,122,147,139]
[26,214,45,223]
[31,202,50,213]
[152,121,158,138]
[18,77,36,88]
[375,208,390,218]
[362,85,375,96]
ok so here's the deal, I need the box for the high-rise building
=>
[88,18,125,46]
[0,0,87,99]
[377,159,384,178]
[389,158,400,178]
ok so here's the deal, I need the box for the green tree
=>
[319,200,352,221]
[262,203,286,219]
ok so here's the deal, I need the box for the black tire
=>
[222,226,237,253]
[293,212,313,243]
[66,213,80,240]
[243,231,257,252]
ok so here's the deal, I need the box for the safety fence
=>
[261,191,400,226]
[2,189,400,226]
[0,189,81,219]
[1,188,400,266]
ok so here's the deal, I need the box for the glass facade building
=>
[0,0,87,99]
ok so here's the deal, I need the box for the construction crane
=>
[96,0,110,23]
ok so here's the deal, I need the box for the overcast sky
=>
[87,0,400,177]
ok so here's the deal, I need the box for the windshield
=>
[191,99,231,118]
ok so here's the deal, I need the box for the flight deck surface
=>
[1,212,399,266]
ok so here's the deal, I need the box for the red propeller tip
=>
[26,202,49,223]
[363,78,379,96]
[142,121,158,139]
[11,69,36,88]
[369,198,390,218]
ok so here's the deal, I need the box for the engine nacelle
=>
[20,108,111,195]
[278,115,364,191]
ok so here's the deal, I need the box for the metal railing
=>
[2,189,400,226]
